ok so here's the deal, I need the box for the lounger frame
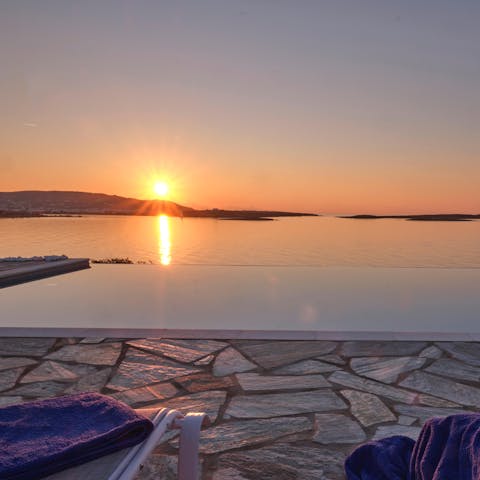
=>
[45,408,208,480]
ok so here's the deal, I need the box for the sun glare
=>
[154,181,169,198]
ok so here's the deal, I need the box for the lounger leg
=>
[177,413,209,480]
[109,409,180,480]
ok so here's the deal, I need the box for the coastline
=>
[0,210,317,220]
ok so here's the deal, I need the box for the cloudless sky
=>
[1,0,479,213]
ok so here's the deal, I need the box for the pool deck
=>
[2,337,480,479]
[0,258,90,288]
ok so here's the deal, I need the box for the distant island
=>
[0,191,318,220]
[340,214,480,222]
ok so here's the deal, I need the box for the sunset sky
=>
[1,1,479,214]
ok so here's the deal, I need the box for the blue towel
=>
[345,414,480,480]
[345,435,415,480]
[0,392,153,480]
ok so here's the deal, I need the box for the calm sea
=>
[1,215,479,268]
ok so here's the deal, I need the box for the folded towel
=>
[345,435,415,480]
[0,392,153,480]
[410,414,480,480]
[345,413,480,480]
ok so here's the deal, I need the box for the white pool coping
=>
[1,265,480,340]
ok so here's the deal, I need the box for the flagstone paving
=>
[0,357,38,371]
[272,359,340,375]
[212,347,256,377]
[127,339,228,364]
[372,424,422,440]
[236,372,330,392]
[340,390,395,427]
[1,337,480,479]
[313,414,366,444]
[349,356,426,383]
[426,358,480,382]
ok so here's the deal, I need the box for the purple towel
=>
[345,414,480,480]
[0,392,153,480]
[410,414,480,480]
[345,435,415,480]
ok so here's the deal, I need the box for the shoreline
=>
[0,210,317,220]
[3,211,480,222]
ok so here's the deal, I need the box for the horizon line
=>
[1,189,479,217]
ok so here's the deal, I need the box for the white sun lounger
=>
[44,407,209,480]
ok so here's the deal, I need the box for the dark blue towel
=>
[0,392,154,480]
[345,414,480,480]
[345,435,415,480]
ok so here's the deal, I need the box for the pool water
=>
[2,264,479,339]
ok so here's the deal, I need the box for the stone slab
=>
[213,347,256,377]
[436,342,480,366]
[400,370,480,407]
[0,357,37,372]
[227,390,346,419]
[419,345,442,359]
[135,454,178,480]
[176,372,235,393]
[393,404,473,423]
[313,414,366,444]
[58,338,80,346]
[196,416,312,454]
[8,381,67,398]
[329,370,457,407]
[194,355,215,366]
[350,356,426,383]
[329,370,417,404]
[398,415,417,426]
[0,368,24,392]
[151,390,226,423]
[341,390,395,426]
[80,338,106,344]
[0,338,56,357]
[107,348,200,391]
[342,341,427,357]
[316,354,346,365]
[217,444,346,480]
[126,339,227,363]
[112,383,179,407]
[46,343,122,366]
[65,368,112,394]
[373,425,421,440]
[236,373,329,393]
[0,396,23,407]
[232,341,337,369]
[273,360,339,375]
[20,361,98,383]
[426,358,480,382]
[212,468,248,480]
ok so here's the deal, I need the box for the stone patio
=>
[1,337,480,479]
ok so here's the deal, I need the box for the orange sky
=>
[1,1,479,214]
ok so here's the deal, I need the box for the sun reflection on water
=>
[158,215,171,265]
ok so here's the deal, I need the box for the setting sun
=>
[153,181,169,198]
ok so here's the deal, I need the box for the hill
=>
[0,191,317,219]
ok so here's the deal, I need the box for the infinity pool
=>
[1,265,480,340]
